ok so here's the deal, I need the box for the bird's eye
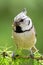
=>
[28,20,30,25]
[20,19,24,22]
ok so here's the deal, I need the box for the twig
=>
[14,55,43,60]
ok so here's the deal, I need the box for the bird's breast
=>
[13,27,36,49]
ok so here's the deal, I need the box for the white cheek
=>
[21,21,32,31]
[22,26,29,30]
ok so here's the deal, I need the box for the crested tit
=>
[12,8,38,54]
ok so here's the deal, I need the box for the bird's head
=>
[12,8,32,33]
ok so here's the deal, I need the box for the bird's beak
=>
[14,22,20,26]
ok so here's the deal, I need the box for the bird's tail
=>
[31,46,39,54]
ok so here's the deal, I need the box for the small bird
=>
[12,8,38,54]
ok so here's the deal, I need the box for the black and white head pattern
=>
[13,8,33,33]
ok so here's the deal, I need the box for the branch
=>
[14,55,43,60]
[1,51,43,60]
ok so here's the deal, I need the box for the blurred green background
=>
[0,0,43,54]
